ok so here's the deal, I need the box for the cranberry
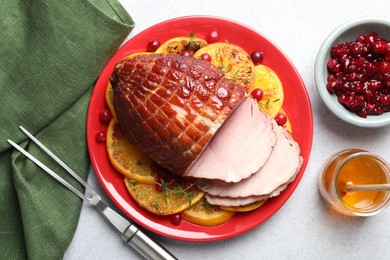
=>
[250,50,264,64]
[350,42,363,56]
[326,76,340,93]
[183,179,197,191]
[167,176,180,187]
[199,53,211,62]
[379,61,390,73]
[147,40,160,52]
[99,109,112,124]
[170,214,182,226]
[325,32,390,117]
[113,125,123,138]
[274,113,287,126]
[327,58,341,73]
[180,50,191,56]
[357,35,366,43]
[154,179,163,192]
[206,30,219,43]
[373,40,387,54]
[379,95,390,105]
[251,88,264,101]
[95,131,106,142]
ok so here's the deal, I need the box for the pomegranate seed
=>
[206,30,219,43]
[147,40,160,52]
[250,50,264,64]
[99,109,112,124]
[251,88,264,101]
[199,53,211,62]
[95,131,106,143]
[274,113,287,126]
[170,214,182,226]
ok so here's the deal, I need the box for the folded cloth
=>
[0,0,134,259]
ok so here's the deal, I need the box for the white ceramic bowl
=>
[315,16,390,128]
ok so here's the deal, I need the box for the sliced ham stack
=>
[111,53,303,208]
[199,120,303,207]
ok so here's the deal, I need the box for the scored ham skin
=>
[185,97,277,183]
[110,53,247,176]
[199,120,303,206]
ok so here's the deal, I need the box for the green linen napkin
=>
[0,0,134,259]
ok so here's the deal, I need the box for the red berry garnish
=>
[183,179,197,191]
[95,131,106,142]
[113,125,123,138]
[274,113,287,126]
[250,50,264,64]
[199,53,211,62]
[206,30,219,43]
[180,50,191,57]
[99,109,112,124]
[251,88,264,101]
[147,40,160,52]
[170,213,182,226]
[154,179,163,192]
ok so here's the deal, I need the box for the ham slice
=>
[185,97,277,183]
[199,120,303,206]
[205,163,301,207]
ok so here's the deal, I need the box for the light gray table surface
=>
[65,1,390,259]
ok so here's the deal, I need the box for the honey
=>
[319,149,390,216]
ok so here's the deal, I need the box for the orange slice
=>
[252,64,284,118]
[105,82,117,122]
[155,35,208,55]
[220,199,267,212]
[193,42,255,90]
[106,119,157,184]
[125,178,204,215]
[105,52,152,122]
[181,197,235,226]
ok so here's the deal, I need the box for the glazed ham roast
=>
[110,53,303,207]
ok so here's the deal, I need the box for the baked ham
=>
[110,53,246,176]
[111,53,303,208]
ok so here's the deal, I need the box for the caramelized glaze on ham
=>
[111,53,246,176]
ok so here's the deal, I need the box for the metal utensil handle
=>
[122,226,178,260]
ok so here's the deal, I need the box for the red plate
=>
[87,16,313,241]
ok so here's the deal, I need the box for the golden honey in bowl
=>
[318,149,390,216]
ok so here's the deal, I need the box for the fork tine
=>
[7,139,85,200]
[18,126,88,188]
